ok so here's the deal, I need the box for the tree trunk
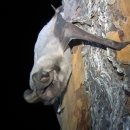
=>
[54,0,130,129]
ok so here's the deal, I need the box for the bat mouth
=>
[37,82,54,97]
[37,80,60,105]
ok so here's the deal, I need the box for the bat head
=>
[24,70,61,105]
[24,48,71,105]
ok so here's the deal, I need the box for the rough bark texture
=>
[55,0,130,129]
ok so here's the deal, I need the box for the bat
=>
[23,6,130,105]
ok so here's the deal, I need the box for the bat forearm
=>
[65,23,130,50]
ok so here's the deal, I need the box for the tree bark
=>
[54,0,130,129]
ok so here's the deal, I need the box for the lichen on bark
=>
[55,0,130,129]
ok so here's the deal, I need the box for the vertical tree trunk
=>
[54,0,130,129]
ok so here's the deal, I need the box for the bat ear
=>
[32,71,54,91]
[23,89,40,103]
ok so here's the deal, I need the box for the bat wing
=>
[55,13,130,51]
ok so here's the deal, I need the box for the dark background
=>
[2,1,61,129]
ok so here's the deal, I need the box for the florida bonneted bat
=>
[23,6,130,105]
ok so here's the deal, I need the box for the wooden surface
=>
[60,44,91,130]
[106,0,130,64]
[58,0,130,129]
[106,0,130,117]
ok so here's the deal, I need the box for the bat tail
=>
[51,4,56,12]
[51,5,63,14]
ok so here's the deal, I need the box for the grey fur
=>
[24,9,71,105]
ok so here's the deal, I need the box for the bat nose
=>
[32,70,54,91]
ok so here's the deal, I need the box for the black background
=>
[2,1,61,129]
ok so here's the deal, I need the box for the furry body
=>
[24,10,71,105]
